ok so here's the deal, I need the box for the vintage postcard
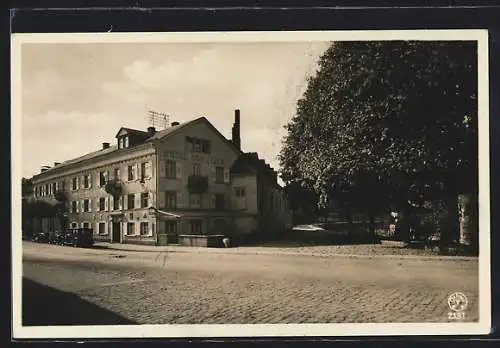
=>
[11,30,491,339]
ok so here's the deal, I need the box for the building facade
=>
[29,110,292,246]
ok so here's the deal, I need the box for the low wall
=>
[178,234,225,248]
[122,236,156,246]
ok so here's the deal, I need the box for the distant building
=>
[28,110,292,246]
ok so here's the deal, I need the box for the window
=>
[190,220,202,234]
[127,222,135,235]
[189,193,202,208]
[165,191,177,208]
[52,182,57,194]
[165,221,178,234]
[118,138,123,149]
[186,136,211,154]
[191,163,201,176]
[71,222,77,228]
[113,197,120,210]
[235,187,246,197]
[45,184,49,195]
[114,167,120,180]
[60,180,66,191]
[127,194,135,209]
[83,222,89,229]
[202,140,211,154]
[214,194,225,210]
[141,193,149,208]
[99,171,107,186]
[127,165,134,181]
[165,160,176,178]
[71,201,77,213]
[124,136,129,148]
[215,167,224,183]
[140,222,149,235]
[72,177,77,190]
[99,222,106,234]
[99,197,105,211]
[83,175,90,188]
[83,199,90,212]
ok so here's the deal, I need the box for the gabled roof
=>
[146,117,242,156]
[33,116,241,180]
[115,127,148,138]
[231,152,279,180]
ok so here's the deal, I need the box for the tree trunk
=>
[440,192,459,249]
[458,193,479,249]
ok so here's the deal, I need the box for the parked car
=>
[32,231,50,243]
[49,230,65,245]
[63,228,94,247]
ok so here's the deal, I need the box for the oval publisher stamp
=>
[447,292,468,320]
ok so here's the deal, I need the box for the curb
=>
[92,243,478,262]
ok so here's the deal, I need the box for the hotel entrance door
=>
[112,222,121,243]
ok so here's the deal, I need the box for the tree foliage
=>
[280,41,478,218]
[105,179,123,199]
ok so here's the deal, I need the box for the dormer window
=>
[118,136,129,149]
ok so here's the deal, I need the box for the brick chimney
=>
[102,142,110,149]
[147,127,156,137]
[231,109,241,150]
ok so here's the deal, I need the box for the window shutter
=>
[211,194,216,209]
[149,191,155,207]
[135,193,140,209]
[159,160,166,178]
[96,198,100,211]
[136,163,141,180]
[76,177,80,190]
[146,161,152,178]
[89,175,92,188]
[119,196,123,210]
[81,200,85,212]
[158,191,165,208]
[175,163,182,179]
[55,182,58,192]
[211,165,216,183]
[176,191,182,208]
[110,196,114,210]
[89,199,92,212]
[105,197,109,211]
[70,202,73,213]
[223,168,230,183]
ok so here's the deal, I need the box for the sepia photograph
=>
[11,30,490,338]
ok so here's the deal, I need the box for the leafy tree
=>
[105,179,123,200]
[280,41,478,243]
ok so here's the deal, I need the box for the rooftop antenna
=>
[147,110,170,130]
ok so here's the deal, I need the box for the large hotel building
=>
[29,109,292,246]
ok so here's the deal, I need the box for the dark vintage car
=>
[32,231,50,243]
[63,228,94,247]
[49,230,66,245]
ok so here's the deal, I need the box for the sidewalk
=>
[92,242,478,262]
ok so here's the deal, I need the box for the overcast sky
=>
[21,42,330,182]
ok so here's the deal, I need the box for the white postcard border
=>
[11,29,491,339]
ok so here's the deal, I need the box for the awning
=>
[156,209,183,220]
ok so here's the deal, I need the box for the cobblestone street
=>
[22,242,479,325]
